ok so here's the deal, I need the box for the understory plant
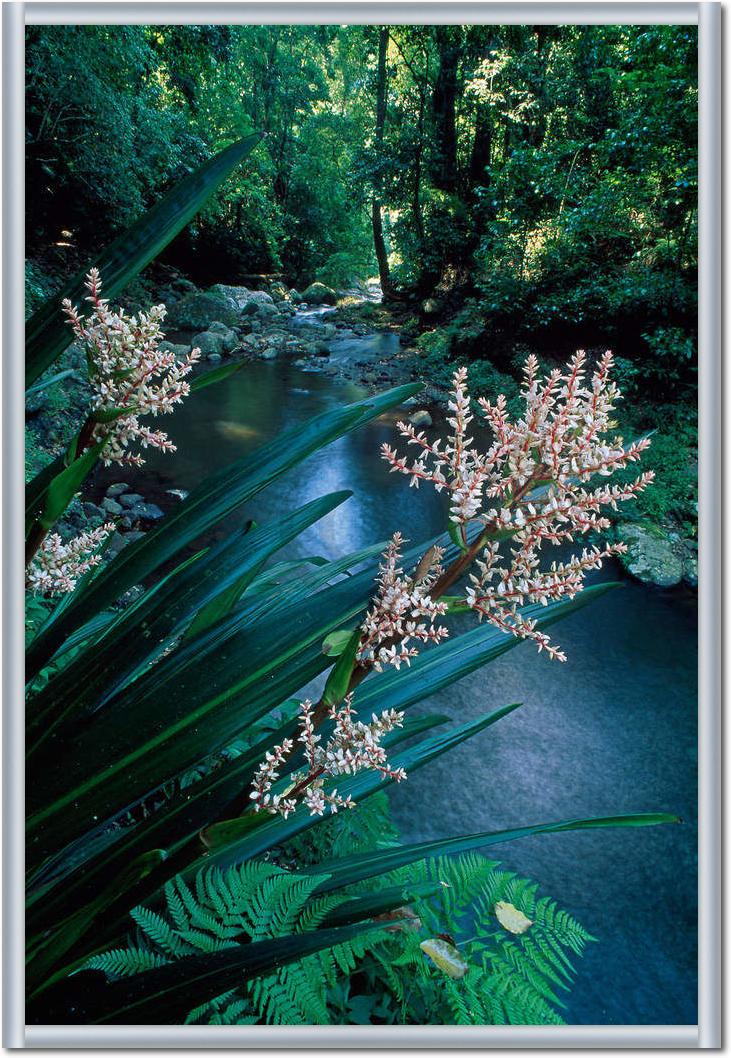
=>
[24,143,676,1026]
[86,795,593,1025]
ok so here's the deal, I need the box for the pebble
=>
[166,489,189,501]
[101,497,123,516]
[105,483,130,497]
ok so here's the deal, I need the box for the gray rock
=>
[108,529,146,555]
[165,291,240,330]
[255,302,279,321]
[249,290,275,305]
[408,410,433,428]
[319,323,337,340]
[207,321,238,351]
[166,488,189,501]
[261,348,279,361]
[617,522,684,588]
[302,282,337,305]
[159,341,192,357]
[289,289,303,304]
[82,502,104,520]
[239,334,262,352]
[402,397,421,408]
[106,483,130,498]
[268,282,290,302]
[119,492,145,508]
[192,331,226,357]
[107,531,128,555]
[102,497,123,516]
[206,352,223,363]
[207,284,252,310]
[682,555,698,589]
[127,502,164,522]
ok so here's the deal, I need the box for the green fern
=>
[84,797,594,1026]
[83,858,379,1025]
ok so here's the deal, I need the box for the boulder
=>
[206,321,238,351]
[616,522,684,588]
[165,291,239,331]
[269,282,290,302]
[302,282,337,305]
[261,348,279,361]
[682,555,698,589]
[408,410,433,428]
[159,341,192,357]
[192,331,226,357]
[289,289,303,304]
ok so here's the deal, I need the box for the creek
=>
[129,306,698,1026]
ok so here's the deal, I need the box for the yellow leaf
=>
[419,938,469,979]
[494,900,533,934]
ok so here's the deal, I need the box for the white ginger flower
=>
[357,533,449,673]
[26,523,114,595]
[250,697,404,819]
[381,353,653,660]
[62,268,201,466]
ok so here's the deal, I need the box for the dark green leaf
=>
[25,134,264,387]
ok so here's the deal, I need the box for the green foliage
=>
[84,797,595,1026]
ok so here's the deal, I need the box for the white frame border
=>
[3,1,721,1049]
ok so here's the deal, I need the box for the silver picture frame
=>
[3,1,721,1048]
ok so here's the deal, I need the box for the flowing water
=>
[130,311,698,1026]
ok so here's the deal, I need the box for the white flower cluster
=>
[250,698,406,819]
[62,269,201,466]
[357,533,449,672]
[26,523,114,595]
[382,353,654,660]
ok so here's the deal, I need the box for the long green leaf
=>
[25,383,421,678]
[307,813,682,895]
[29,921,385,1025]
[27,491,353,751]
[25,134,264,387]
[186,703,523,874]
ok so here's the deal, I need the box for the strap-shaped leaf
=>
[187,703,523,874]
[306,813,682,896]
[25,383,421,678]
[28,920,385,1025]
[25,133,264,387]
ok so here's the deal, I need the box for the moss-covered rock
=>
[165,291,240,330]
[616,522,684,588]
[302,282,337,305]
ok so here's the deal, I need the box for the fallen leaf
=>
[494,900,533,934]
[420,937,469,979]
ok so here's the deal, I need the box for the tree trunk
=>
[371,27,392,295]
[432,27,460,192]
